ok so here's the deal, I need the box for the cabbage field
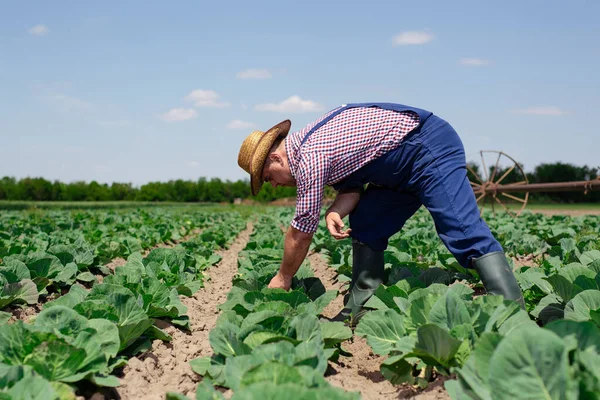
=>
[1,206,599,400]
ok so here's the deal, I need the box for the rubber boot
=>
[330,239,384,327]
[472,251,525,309]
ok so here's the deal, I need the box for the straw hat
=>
[237,119,291,195]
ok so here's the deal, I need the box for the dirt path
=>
[308,252,450,400]
[115,222,253,400]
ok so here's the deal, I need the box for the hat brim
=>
[249,120,291,195]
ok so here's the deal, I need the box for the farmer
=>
[237,102,524,326]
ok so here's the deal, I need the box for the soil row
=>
[308,251,451,400]
[115,222,253,400]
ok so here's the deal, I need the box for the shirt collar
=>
[284,136,298,179]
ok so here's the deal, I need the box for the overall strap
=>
[300,105,352,145]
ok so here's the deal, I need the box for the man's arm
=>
[268,226,313,291]
[325,189,361,239]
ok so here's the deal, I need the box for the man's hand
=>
[267,227,313,291]
[324,190,360,240]
[325,211,352,240]
[267,271,293,291]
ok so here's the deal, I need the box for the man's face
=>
[261,153,296,188]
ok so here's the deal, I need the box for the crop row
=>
[0,208,234,312]
[0,209,246,399]
[313,209,600,399]
[169,210,360,399]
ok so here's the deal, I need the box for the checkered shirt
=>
[285,105,420,233]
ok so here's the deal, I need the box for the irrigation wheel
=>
[468,150,529,217]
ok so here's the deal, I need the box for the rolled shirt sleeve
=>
[291,152,330,233]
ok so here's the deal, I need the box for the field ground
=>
[2,204,599,399]
[480,202,600,216]
[3,199,599,213]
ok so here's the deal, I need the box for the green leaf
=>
[519,269,553,294]
[380,355,414,385]
[230,382,360,400]
[34,306,89,338]
[355,309,407,356]
[243,331,298,348]
[239,362,303,387]
[288,314,322,344]
[53,262,78,285]
[546,274,581,303]
[545,320,600,352]
[411,324,465,370]
[565,290,600,322]
[488,326,577,400]
[23,341,86,381]
[428,291,471,332]
[90,374,121,387]
[166,393,191,400]
[0,279,38,307]
[320,321,352,347]
[0,259,31,282]
[0,311,10,324]
[85,284,153,350]
[190,356,211,375]
[209,322,251,357]
[5,375,66,400]
[76,271,97,283]
[450,332,502,400]
[530,294,564,324]
[311,290,338,315]
[419,267,452,286]
[580,250,600,266]
[144,325,172,342]
[194,378,225,400]
[44,284,88,310]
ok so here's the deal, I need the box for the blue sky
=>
[1,1,598,185]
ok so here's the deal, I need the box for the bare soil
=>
[115,222,253,400]
[308,252,451,400]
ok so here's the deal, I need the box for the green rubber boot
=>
[472,251,525,309]
[330,239,384,327]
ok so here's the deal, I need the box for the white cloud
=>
[95,165,109,172]
[44,93,91,112]
[159,108,198,121]
[187,161,200,168]
[185,90,230,108]
[255,96,324,113]
[460,58,491,66]
[29,24,49,36]
[236,68,272,79]
[227,120,257,130]
[512,106,569,116]
[392,31,434,46]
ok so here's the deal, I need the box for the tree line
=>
[1,161,598,203]
[0,176,296,203]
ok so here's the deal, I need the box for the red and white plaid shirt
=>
[285,105,420,233]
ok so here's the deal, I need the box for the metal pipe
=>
[476,180,600,194]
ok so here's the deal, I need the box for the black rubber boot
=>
[330,239,384,327]
[472,251,525,309]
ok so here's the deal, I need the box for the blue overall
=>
[301,102,503,268]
